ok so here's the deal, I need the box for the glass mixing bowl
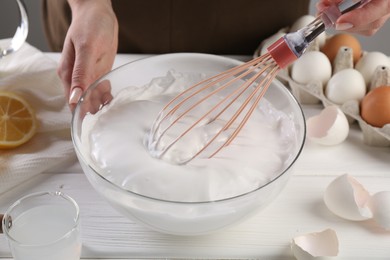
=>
[71,53,306,236]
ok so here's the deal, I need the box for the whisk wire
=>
[208,63,280,158]
[149,55,270,144]
[150,54,273,151]
[216,61,276,131]
[182,60,278,162]
[148,53,282,163]
[160,54,271,114]
[224,65,280,145]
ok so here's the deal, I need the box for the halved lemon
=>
[0,91,38,149]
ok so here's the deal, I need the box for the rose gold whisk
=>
[148,0,368,164]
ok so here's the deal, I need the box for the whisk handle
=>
[267,0,369,68]
[339,0,369,13]
[321,0,369,28]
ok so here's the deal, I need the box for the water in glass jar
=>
[7,205,81,260]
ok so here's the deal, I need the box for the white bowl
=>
[71,53,306,235]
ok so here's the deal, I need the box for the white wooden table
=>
[0,54,389,259]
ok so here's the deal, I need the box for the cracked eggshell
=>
[291,229,339,260]
[307,105,349,146]
[324,174,373,221]
[368,191,390,230]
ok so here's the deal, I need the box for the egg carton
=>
[277,69,390,147]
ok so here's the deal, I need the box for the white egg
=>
[355,52,390,85]
[368,191,390,230]
[290,15,326,48]
[325,68,366,105]
[324,174,373,221]
[291,229,339,260]
[306,105,349,146]
[291,51,332,86]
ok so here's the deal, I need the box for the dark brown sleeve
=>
[41,0,71,52]
[42,0,310,55]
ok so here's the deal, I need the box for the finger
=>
[57,39,75,102]
[69,54,115,113]
[92,80,112,112]
[316,0,343,13]
[69,48,97,104]
[339,14,390,35]
[69,87,83,106]
[336,0,390,31]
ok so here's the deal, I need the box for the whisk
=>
[147,0,368,164]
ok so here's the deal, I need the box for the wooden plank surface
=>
[1,171,389,259]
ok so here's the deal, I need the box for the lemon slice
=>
[0,91,38,149]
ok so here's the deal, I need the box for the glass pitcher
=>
[0,0,28,58]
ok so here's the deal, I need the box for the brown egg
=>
[321,33,362,64]
[361,86,390,128]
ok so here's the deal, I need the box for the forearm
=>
[59,0,118,109]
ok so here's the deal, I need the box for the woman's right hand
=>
[58,0,118,111]
[317,0,390,35]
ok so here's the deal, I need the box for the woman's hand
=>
[317,0,390,35]
[58,0,118,111]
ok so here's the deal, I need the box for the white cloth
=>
[0,42,76,195]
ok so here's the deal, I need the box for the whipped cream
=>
[81,70,298,202]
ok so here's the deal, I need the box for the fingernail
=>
[69,87,83,104]
[336,23,354,31]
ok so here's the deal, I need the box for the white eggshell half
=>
[306,105,349,146]
[325,69,366,105]
[355,51,390,85]
[291,51,332,85]
[324,174,373,221]
[368,191,390,230]
[291,229,339,260]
